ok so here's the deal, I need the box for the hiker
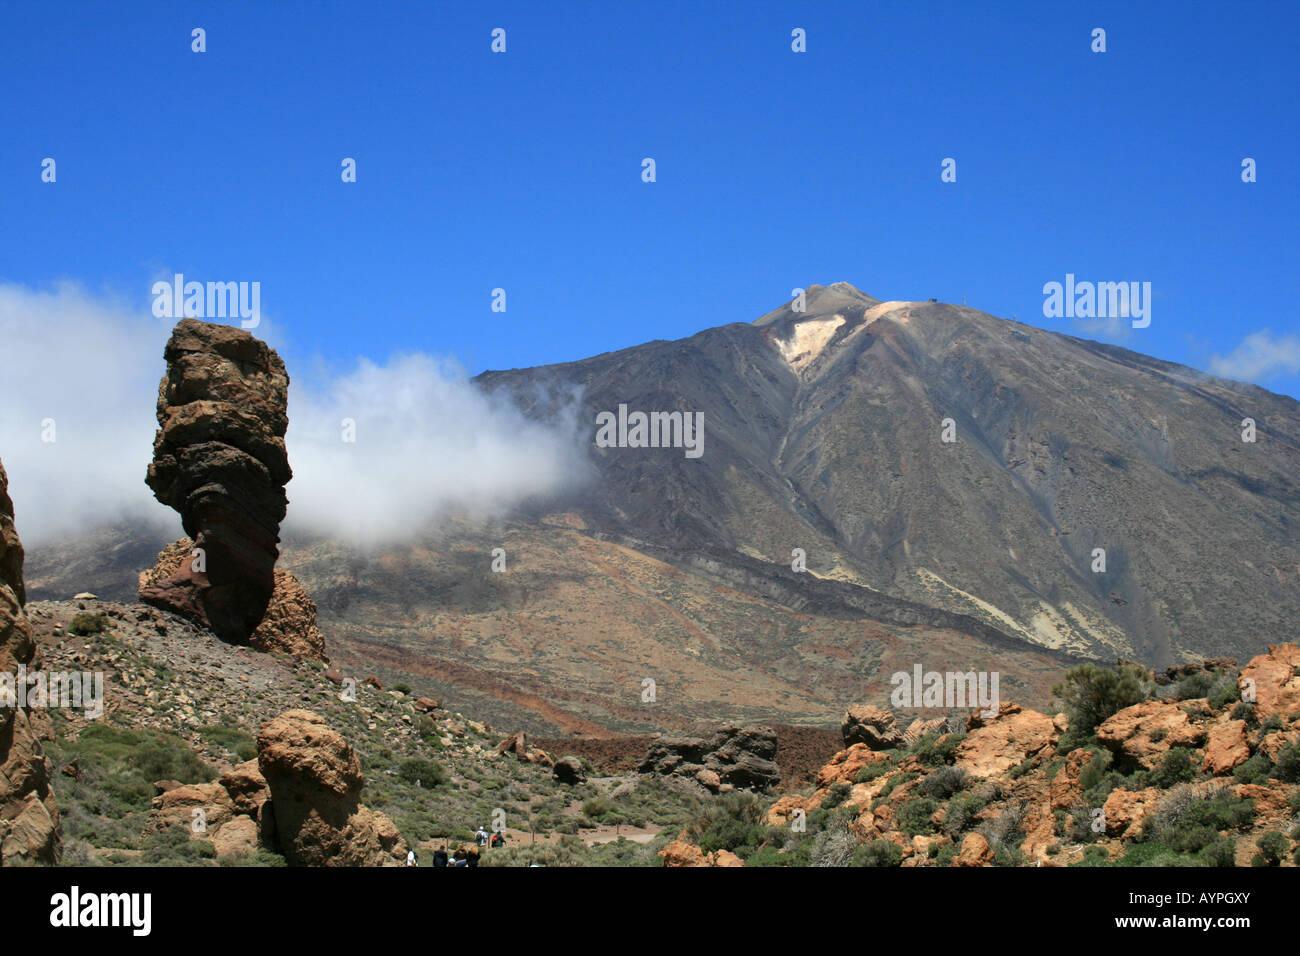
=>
[406,848,417,867]
[433,844,449,867]
[474,825,489,847]
[490,831,506,849]
[466,845,480,868]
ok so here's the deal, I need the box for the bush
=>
[397,758,446,789]
[1053,663,1150,740]
[392,683,412,695]
[199,724,257,762]
[911,733,966,767]
[897,797,940,836]
[944,793,990,837]
[854,839,904,867]
[1232,753,1273,785]
[918,765,969,800]
[684,792,767,859]
[1252,831,1288,867]
[1274,742,1300,783]
[1149,747,1198,788]
[821,782,852,810]
[69,613,107,636]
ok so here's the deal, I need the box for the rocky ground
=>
[27,596,710,866]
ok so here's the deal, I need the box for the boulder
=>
[955,832,992,866]
[842,705,903,750]
[553,755,586,785]
[954,704,1058,778]
[814,743,891,788]
[1239,644,1300,720]
[139,320,293,645]
[0,459,59,865]
[257,709,407,866]
[1201,718,1250,775]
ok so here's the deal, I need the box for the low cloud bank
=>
[1209,330,1300,384]
[0,281,588,547]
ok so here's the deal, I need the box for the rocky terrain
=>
[660,646,1300,867]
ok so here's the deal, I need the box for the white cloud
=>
[0,280,590,547]
[1208,330,1300,383]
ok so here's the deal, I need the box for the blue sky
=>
[2,0,1297,396]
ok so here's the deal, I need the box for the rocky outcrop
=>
[658,840,745,867]
[1096,700,1207,769]
[146,760,271,859]
[0,459,59,865]
[146,711,406,865]
[955,703,1062,778]
[640,725,780,795]
[842,704,903,750]
[140,319,292,646]
[1239,643,1300,720]
[496,731,554,767]
[248,570,325,660]
[256,709,406,866]
[142,539,326,660]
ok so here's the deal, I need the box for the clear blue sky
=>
[2,0,1297,395]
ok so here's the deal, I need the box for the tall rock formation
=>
[140,319,292,646]
[0,459,59,864]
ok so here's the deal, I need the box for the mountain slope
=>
[477,283,1300,668]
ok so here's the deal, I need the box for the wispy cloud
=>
[0,280,589,546]
[1208,330,1300,384]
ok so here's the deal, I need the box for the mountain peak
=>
[752,282,882,327]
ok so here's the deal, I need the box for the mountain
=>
[476,283,1300,669]
[23,284,1300,733]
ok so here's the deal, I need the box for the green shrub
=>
[1274,742,1300,783]
[1232,753,1273,785]
[685,792,767,859]
[854,839,904,867]
[918,765,969,800]
[69,613,108,636]
[1208,677,1243,712]
[397,758,446,789]
[855,759,895,784]
[897,797,939,836]
[1252,831,1288,867]
[821,782,852,810]
[392,683,412,695]
[1053,662,1150,741]
[911,733,966,767]
[1149,747,1198,788]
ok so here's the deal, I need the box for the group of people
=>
[405,826,507,867]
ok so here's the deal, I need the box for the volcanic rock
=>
[640,725,780,794]
[142,538,326,661]
[0,459,59,864]
[842,704,904,750]
[256,709,406,866]
[553,754,586,784]
[140,319,291,645]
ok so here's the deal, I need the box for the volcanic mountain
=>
[24,283,1300,734]
[474,283,1300,670]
